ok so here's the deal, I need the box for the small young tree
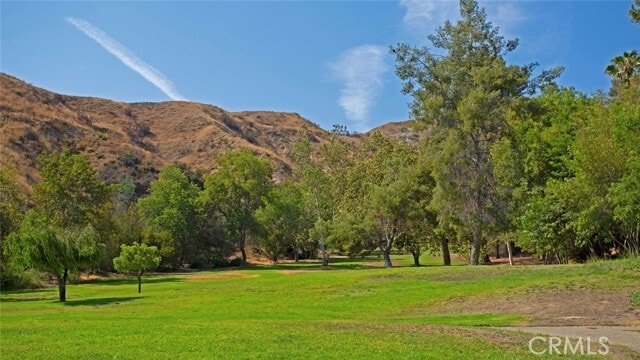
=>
[113,242,161,294]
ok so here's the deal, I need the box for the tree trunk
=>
[239,232,247,265]
[319,241,329,266]
[441,237,451,266]
[57,269,68,302]
[412,251,421,267]
[495,242,500,259]
[469,227,483,265]
[137,272,143,294]
[506,240,513,266]
[381,247,393,268]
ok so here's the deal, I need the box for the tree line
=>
[0,0,638,300]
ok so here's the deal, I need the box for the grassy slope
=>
[1,256,638,359]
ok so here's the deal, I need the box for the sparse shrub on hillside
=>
[126,122,152,141]
[118,151,140,167]
[221,114,243,134]
[631,289,640,307]
[20,129,39,142]
[77,112,92,126]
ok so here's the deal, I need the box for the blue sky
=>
[1,1,638,132]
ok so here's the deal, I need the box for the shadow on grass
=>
[78,276,182,287]
[0,286,58,301]
[63,296,142,307]
[1,295,57,302]
[244,257,386,271]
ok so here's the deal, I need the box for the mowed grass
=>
[1,256,638,359]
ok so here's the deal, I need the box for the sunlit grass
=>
[1,256,638,359]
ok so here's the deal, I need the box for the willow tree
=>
[4,151,108,301]
[392,0,560,264]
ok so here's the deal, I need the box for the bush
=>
[0,268,46,290]
[630,287,640,307]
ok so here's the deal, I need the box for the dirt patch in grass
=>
[488,256,544,266]
[279,267,343,275]
[279,270,310,275]
[502,326,640,353]
[421,289,640,327]
[185,272,259,282]
[330,322,640,359]
[362,261,403,268]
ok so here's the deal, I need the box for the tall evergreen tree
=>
[392,0,560,264]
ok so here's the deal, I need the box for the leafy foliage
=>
[137,166,199,268]
[0,166,28,287]
[5,213,103,301]
[392,0,560,264]
[113,242,161,293]
[201,150,273,264]
[291,129,351,266]
[4,151,108,300]
[34,151,109,228]
[606,50,640,86]
[256,181,312,262]
[630,0,640,23]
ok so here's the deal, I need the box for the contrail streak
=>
[66,17,186,101]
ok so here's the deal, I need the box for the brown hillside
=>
[0,73,415,194]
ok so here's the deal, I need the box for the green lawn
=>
[1,256,638,359]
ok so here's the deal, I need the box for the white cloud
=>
[488,2,526,38]
[329,45,388,131]
[399,0,526,40]
[399,0,459,34]
[66,17,186,101]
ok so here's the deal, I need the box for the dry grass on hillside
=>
[1,73,415,193]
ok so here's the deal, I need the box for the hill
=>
[0,73,418,195]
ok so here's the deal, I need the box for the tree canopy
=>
[392,0,560,264]
[4,151,107,301]
[113,242,161,294]
[201,149,273,264]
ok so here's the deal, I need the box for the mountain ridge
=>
[0,73,418,194]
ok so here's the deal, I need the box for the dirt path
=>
[500,326,640,352]
[419,288,640,327]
